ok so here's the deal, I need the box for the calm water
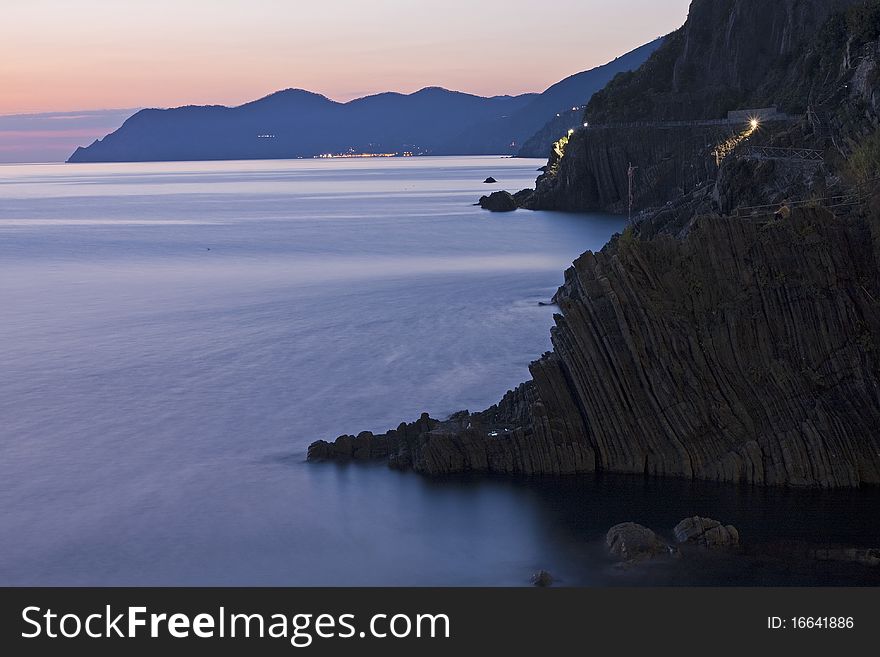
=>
[1,157,877,586]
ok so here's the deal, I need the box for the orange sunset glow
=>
[2,0,689,114]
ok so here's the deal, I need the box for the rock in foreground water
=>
[530,570,554,587]
[606,523,671,562]
[673,517,740,549]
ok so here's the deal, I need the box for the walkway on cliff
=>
[583,115,802,131]
[736,145,825,163]
[735,192,866,219]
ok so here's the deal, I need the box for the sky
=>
[0,0,691,162]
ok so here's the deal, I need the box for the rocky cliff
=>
[310,207,880,488]
[308,0,880,489]
[586,0,862,123]
[527,0,870,215]
[525,123,730,213]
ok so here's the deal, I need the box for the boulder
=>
[606,523,670,562]
[530,570,554,587]
[673,517,740,549]
[483,177,497,184]
[478,191,518,212]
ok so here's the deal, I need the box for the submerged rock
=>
[810,547,880,567]
[530,570,554,587]
[606,523,671,562]
[673,517,740,549]
[478,191,518,212]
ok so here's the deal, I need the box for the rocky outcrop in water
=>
[586,0,861,124]
[530,570,555,587]
[674,517,740,549]
[310,207,880,488]
[606,523,671,562]
[478,191,518,212]
[308,413,439,465]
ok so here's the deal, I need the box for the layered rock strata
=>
[310,207,880,488]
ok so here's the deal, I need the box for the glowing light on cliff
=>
[713,119,760,166]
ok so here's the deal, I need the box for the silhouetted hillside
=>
[68,41,661,163]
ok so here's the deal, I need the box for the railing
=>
[583,116,802,131]
[734,194,862,217]
[737,146,825,162]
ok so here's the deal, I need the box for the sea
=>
[1,156,877,586]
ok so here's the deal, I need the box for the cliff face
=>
[527,124,728,213]
[542,208,880,487]
[308,0,880,489]
[311,208,880,488]
[586,0,862,123]
[527,0,868,215]
[514,38,666,158]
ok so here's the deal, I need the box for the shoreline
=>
[309,206,880,490]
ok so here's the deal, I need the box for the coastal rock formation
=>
[529,124,729,213]
[528,0,866,214]
[673,517,740,549]
[308,413,439,464]
[530,570,555,587]
[478,191,518,212]
[309,1,880,490]
[310,207,880,488]
[606,523,671,562]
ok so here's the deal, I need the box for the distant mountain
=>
[68,40,662,163]
[456,38,665,156]
[67,87,532,162]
